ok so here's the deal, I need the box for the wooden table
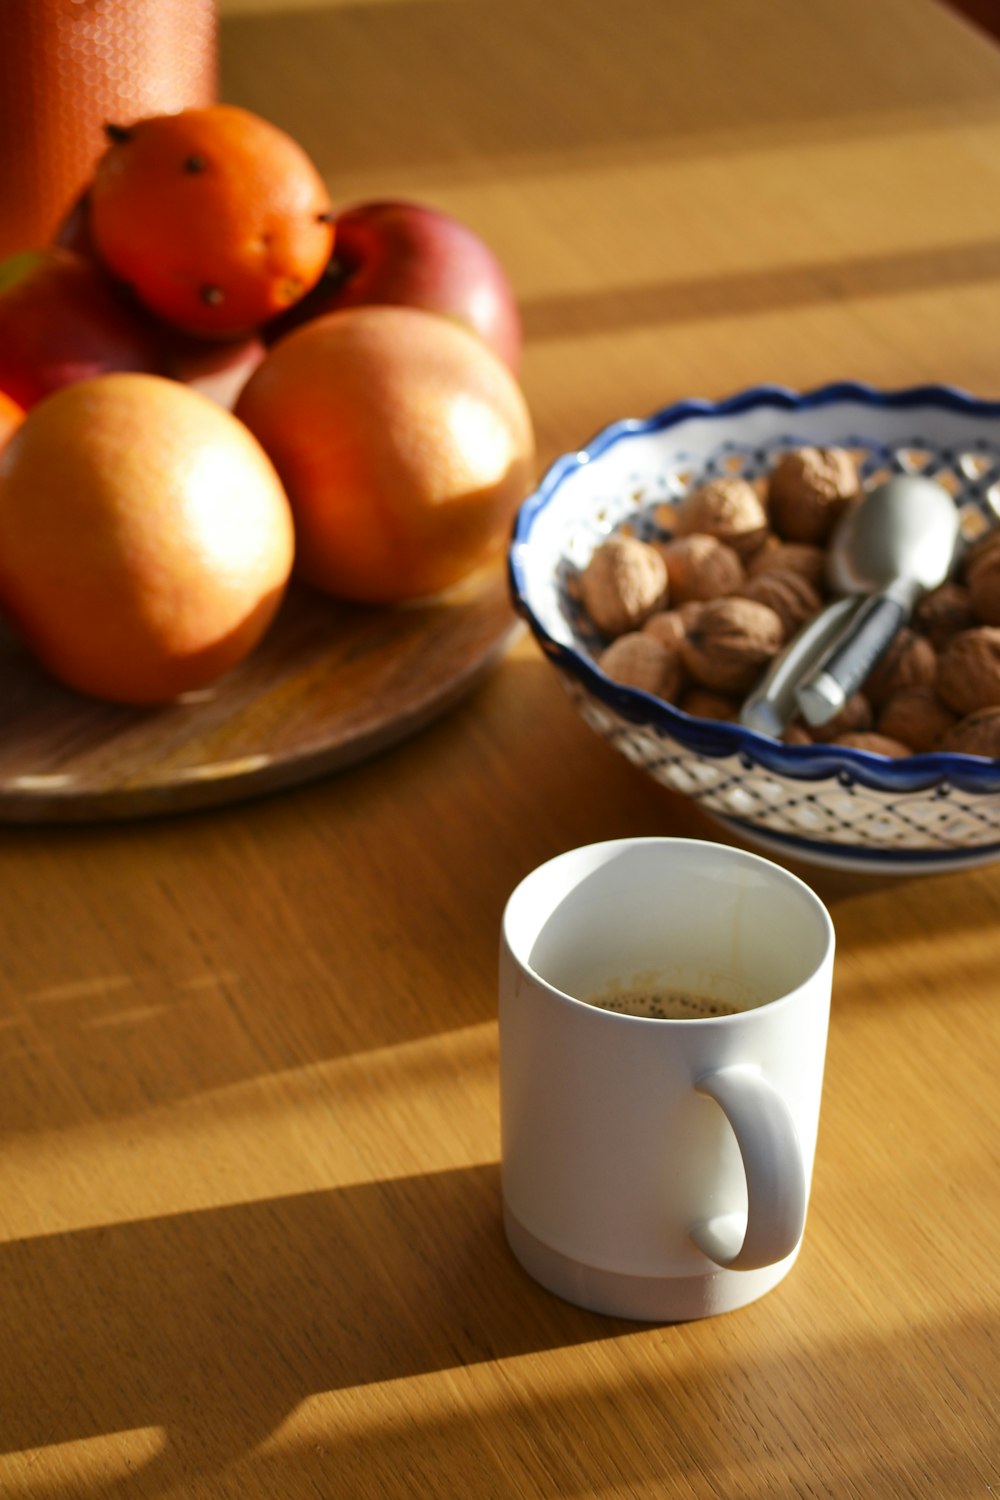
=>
[2,0,999,1494]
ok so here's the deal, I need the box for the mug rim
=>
[501,836,835,1024]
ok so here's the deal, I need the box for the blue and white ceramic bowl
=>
[509,382,1000,875]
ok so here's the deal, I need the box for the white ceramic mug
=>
[499,837,835,1321]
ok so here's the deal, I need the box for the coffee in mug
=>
[585,978,742,1020]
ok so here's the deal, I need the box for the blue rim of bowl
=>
[508,380,1000,798]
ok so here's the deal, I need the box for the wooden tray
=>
[0,562,520,823]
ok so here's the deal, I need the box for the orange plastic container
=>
[0,0,217,258]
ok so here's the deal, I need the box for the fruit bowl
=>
[508,382,1000,875]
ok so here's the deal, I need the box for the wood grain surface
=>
[1,1,999,1497]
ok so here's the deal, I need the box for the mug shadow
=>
[0,1162,628,1489]
[2,1156,995,1499]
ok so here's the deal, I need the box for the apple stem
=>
[103,122,133,145]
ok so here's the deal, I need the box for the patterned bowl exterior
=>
[509,382,1000,874]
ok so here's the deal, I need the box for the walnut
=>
[580,534,668,637]
[680,597,784,692]
[658,534,744,604]
[674,476,769,559]
[913,582,975,648]
[864,627,937,708]
[782,723,814,745]
[747,540,828,592]
[877,685,956,752]
[960,527,1000,581]
[808,692,873,741]
[936,627,1000,715]
[642,608,690,651]
[941,706,1000,758]
[679,687,741,722]
[967,545,1000,626]
[768,447,860,544]
[735,568,821,640]
[833,731,914,758]
[599,632,682,700]
[676,599,706,628]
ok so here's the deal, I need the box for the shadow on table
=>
[1,1159,995,1499]
[520,238,1000,346]
[0,1163,625,1482]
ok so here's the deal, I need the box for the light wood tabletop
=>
[2,0,1000,1495]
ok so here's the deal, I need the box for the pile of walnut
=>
[579,446,1000,759]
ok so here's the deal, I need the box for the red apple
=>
[157,327,266,409]
[267,199,523,372]
[52,191,265,409]
[0,247,165,408]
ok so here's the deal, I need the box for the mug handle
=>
[690,1064,808,1271]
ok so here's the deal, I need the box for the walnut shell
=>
[782,723,814,745]
[876,685,956,753]
[676,599,706,628]
[864,627,937,708]
[936,626,1000,715]
[808,692,873,741]
[641,608,690,651]
[941,706,1000,758]
[735,568,822,640]
[658,534,744,605]
[674,476,769,559]
[580,534,668,637]
[598,631,682,700]
[680,597,784,692]
[960,527,1000,581]
[746,540,828,592]
[913,582,975,648]
[833,731,913,758]
[967,545,1000,626]
[768,447,859,544]
[679,687,741,722]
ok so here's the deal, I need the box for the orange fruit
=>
[0,373,294,704]
[88,105,334,338]
[235,305,536,603]
[0,390,24,451]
